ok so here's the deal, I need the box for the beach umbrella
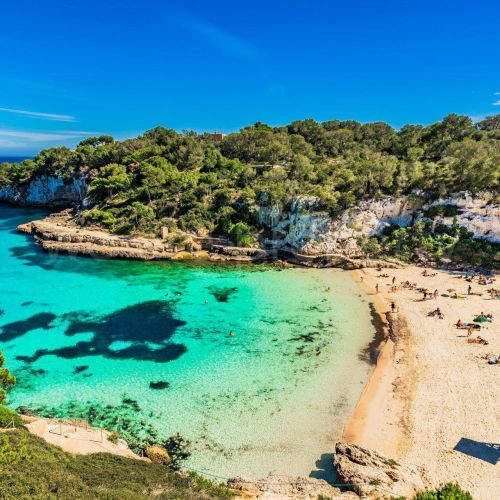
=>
[447,288,455,293]
[473,317,489,323]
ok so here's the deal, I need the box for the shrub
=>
[0,430,234,498]
[0,406,23,428]
[0,431,31,465]
[414,483,472,500]
[107,431,120,444]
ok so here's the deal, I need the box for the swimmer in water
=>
[229,331,234,337]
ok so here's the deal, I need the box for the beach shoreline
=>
[343,265,499,499]
[343,268,415,458]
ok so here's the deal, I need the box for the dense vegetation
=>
[0,430,233,499]
[0,114,498,246]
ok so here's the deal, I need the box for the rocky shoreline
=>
[17,210,270,264]
[227,442,430,498]
[17,209,401,269]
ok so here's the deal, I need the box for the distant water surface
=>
[0,156,33,163]
[0,204,375,480]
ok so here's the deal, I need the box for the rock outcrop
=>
[227,475,357,499]
[0,176,87,206]
[334,442,430,498]
[17,211,270,263]
[424,192,500,244]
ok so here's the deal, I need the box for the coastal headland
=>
[16,208,402,269]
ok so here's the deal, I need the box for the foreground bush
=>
[414,482,473,500]
[0,430,234,499]
[0,406,23,428]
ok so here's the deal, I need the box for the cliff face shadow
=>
[16,301,187,364]
[454,438,500,465]
[309,452,336,484]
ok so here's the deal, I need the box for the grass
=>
[0,430,234,499]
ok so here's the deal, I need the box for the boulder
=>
[145,445,171,465]
[334,442,430,498]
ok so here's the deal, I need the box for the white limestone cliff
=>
[260,192,499,256]
[0,176,87,206]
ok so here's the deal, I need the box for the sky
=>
[0,0,499,155]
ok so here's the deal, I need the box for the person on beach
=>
[468,285,472,295]
[391,302,396,313]
[375,283,379,293]
[434,289,438,299]
[392,276,396,285]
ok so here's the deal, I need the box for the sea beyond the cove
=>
[0,204,376,480]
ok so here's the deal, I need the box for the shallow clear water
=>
[0,204,375,480]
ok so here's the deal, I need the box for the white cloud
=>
[0,129,93,141]
[173,11,259,60]
[0,138,27,149]
[493,100,500,106]
[0,107,76,122]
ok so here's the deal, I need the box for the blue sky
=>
[0,0,498,155]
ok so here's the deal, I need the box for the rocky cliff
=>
[0,176,87,207]
[260,192,499,259]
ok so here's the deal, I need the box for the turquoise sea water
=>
[0,204,375,479]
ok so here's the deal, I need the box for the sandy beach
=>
[344,265,500,499]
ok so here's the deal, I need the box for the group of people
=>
[465,273,496,286]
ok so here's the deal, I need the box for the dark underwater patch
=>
[207,286,238,302]
[72,365,89,374]
[16,301,187,364]
[149,381,170,390]
[0,312,56,341]
[11,366,47,391]
[289,331,319,343]
[21,301,34,307]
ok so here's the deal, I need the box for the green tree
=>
[0,350,16,404]
[226,221,254,247]
[78,135,114,148]
[128,202,155,229]
[88,163,132,199]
